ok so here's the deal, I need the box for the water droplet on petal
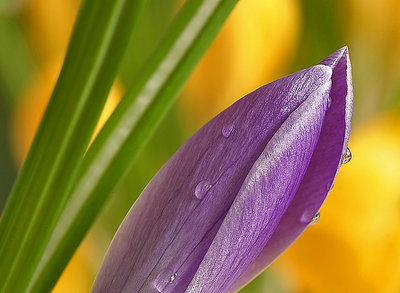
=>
[343,147,352,164]
[310,211,320,225]
[153,271,177,292]
[326,97,332,110]
[300,204,317,224]
[194,180,212,199]
[169,274,176,283]
[222,124,234,138]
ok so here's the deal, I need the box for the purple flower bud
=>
[92,47,353,293]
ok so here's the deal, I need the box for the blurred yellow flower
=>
[275,114,400,293]
[346,0,400,120]
[20,0,79,63]
[347,0,400,56]
[181,0,300,128]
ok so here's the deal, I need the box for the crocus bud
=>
[92,47,353,293]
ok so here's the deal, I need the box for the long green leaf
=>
[0,0,147,291]
[29,0,238,291]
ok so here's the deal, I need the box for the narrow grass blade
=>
[29,0,238,292]
[0,0,147,291]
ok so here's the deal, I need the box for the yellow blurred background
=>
[1,0,399,292]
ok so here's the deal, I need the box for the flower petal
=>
[231,46,353,291]
[185,80,331,292]
[91,50,348,293]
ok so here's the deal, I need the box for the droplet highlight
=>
[222,124,234,138]
[194,180,212,200]
[153,271,177,292]
[169,274,176,283]
[343,147,352,164]
[300,205,317,224]
[310,211,320,225]
[326,97,332,110]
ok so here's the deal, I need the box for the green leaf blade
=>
[0,0,147,291]
[30,0,238,291]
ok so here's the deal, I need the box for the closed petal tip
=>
[232,47,353,291]
[92,47,353,293]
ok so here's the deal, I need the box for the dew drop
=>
[343,147,352,164]
[169,274,176,283]
[310,211,320,225]
[326,97,332,110]
[153,271,177,292]
[194,180,212,199]
[222,124,234,138]
[300,204,318,224]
